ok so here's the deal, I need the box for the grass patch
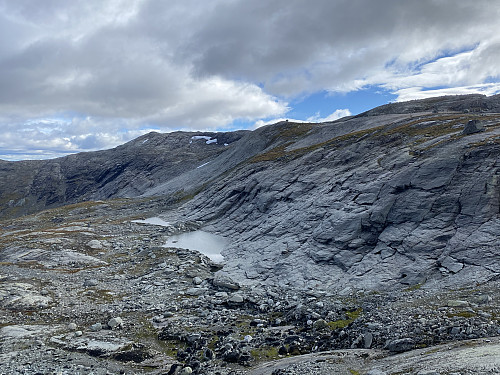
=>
[423,346,442,355]
[328,308,363,330]
[250,346,280,361]
[134,317,186,358]
[447,311,477,319]
[404,283,423,292]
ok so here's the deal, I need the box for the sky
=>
[1,0,500,160]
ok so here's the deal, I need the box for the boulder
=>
[462,119,484,135]
[386,338,415,353]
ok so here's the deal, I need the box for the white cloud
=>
[394,83,500,102]
[307,109,352,123]
[1,0,500,159]
[252,117,309,130]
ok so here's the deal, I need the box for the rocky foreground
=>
[1,199,499,374]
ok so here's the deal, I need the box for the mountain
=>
[1,94,500,374]
[1,94,500,293]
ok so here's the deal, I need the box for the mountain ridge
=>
[1,94,499,293]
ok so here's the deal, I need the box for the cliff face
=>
[182,112,500,291]
[1,95,499,292]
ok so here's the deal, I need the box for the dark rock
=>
[462,119,484,135]
[386,338,415,352]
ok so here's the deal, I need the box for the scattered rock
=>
[213,274,240,290]
[447,300,469,308]
[228,293,244,304]
[108,317,123,329]
[386,338,415,353]
[89,323,102,332]
[87,239,103,249]
[462,119,484,135]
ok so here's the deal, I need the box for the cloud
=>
[252,108,351,129]
[1,0,500,159]
[307,109,352,123]
[394,83,500,102]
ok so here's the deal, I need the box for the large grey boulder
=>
[462,119,484,134]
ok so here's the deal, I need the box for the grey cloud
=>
[0,0,499,159]
[180,0,500,95]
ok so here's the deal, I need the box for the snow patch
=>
[197,162,210,169]
[191,135,217,144]
[131,217,171,227]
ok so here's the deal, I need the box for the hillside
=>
[1,94,499,374]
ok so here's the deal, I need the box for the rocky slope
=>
[178,99,500,293]
[1,94,500,374]
[0,130,248,219]
[1,198,499,374]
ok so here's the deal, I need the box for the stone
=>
[363,332,373,349]
[74,330,83,337]
[475,295,492,304]
[193,276,203,285]
[386,338,415,353]
[108,317,123,329]
[87,239,103,249]
[212,274,240,290]
[441,256,464,273]
[83,279,98,287]
[366,370,387,375]
[447,300,469,308]
[313,319,328,330]
[89,323,102,332]
[462,119,484,135]
[186,287,208,296]
[228,293,244,304]
[67,323,77,331]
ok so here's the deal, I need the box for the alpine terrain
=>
[1,94,499,374]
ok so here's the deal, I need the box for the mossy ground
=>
[328,308,363,330]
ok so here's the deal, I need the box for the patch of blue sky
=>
[288,87,397,119]
[225,86,397,130]
[483,76,500,84]
[384,43,479,74]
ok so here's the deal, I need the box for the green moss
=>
[404,283,423,292]
[328,308,362,330]
[250,346,280,361]
[447,311,477,319]
[207,335,219,350]
[134,318,186,358]
[423,347,442,355]
[348,369,361,375]
[346,308,362,320]
[250,143,293,163]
